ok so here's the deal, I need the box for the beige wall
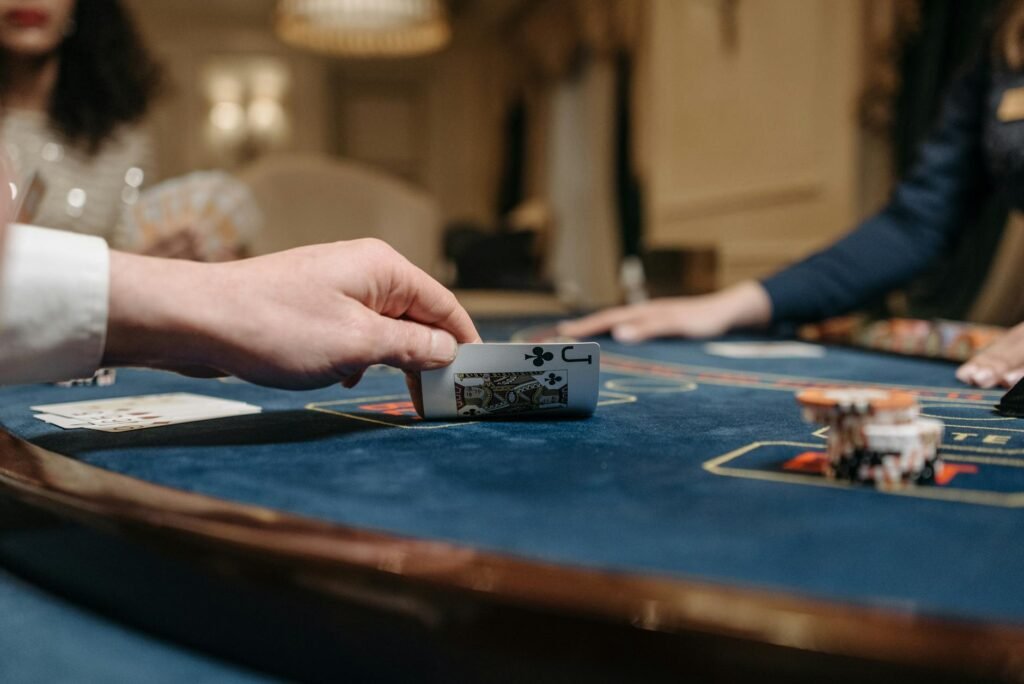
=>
[128,0,514,229]
[125,0,331,181]
[639,0,865,286]
[330,30,511,227]
[125,0,877,295]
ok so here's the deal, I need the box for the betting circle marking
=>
[603,377,698,394]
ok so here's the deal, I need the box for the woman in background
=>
[0,0,160,242]
[562,0,1024,391]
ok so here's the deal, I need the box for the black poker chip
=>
[996,377,1024,418]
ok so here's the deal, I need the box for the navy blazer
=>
[760,50,1018,322]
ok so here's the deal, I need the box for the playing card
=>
[32,393,261,432]
[119,171,261,260]
[13,172,45,223]
[703,341,826,359]
[420,343,600,419]
[33,413,91,429]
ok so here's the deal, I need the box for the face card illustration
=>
[420,343,599,420]
[455,370,569,417]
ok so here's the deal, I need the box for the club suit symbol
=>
[525,347,554,367]
[545,372,563,386]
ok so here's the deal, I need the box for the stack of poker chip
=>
[796,388,944,487]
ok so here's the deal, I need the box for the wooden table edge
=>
[0,429,1021,680]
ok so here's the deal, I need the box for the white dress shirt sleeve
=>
[0,224,109,384]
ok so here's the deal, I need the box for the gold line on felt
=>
[703,441,1024,508]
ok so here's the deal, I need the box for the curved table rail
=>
[1,429,1023,681]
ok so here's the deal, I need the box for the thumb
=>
[367,315,459,371]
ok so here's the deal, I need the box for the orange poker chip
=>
[796,387,917,412]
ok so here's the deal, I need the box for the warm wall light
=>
[203,57,292,164]
[211,101,246,133]
[275,0,451,57]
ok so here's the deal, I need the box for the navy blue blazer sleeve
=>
[761,54,992,323]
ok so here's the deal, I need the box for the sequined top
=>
[762,49,1009,323]
[1,109,153,248]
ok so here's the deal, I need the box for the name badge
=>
[998,87,1024,122]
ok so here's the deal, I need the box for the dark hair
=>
[41,0,162,153]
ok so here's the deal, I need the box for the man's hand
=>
[557,281,773,342]
[104,238,480,390]
[957,321,1024,388]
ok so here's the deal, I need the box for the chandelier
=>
[275,0,452,58]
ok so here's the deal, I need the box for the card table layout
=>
[1,318,1023,683]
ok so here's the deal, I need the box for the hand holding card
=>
[419,343,600,419]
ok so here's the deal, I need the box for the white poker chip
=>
[863,418,943,451]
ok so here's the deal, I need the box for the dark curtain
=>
[496,96,527,220]
[898,0,1006,320]
[493,52,644,259]
[614,50,644,258]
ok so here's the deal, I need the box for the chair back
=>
[238,154,441,274]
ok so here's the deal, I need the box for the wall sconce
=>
[203,57,292,164]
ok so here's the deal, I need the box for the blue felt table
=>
[0,323,1021,629]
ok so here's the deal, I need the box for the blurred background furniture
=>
[126,0,1013,318]
[238,153,442,274]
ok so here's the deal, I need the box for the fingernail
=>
[1005,371,1024,387]
[613,325,638,342]
[429,329,458,366]
[975,368,996,387]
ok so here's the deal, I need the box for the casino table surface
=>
[1,318,1023,683]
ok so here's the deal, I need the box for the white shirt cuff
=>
[0,224,109,384]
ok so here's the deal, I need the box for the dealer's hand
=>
[558,280,773,342]
[104,238,481,390]
[956,321,1024,389]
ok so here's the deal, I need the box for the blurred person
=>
[561,0,1024,390]
[0,0,256,261]
[0,0,163,244]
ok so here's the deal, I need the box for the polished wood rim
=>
[1,429,1023,679]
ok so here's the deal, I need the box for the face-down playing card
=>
[420,342,600,419]
[31,393,261,432]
